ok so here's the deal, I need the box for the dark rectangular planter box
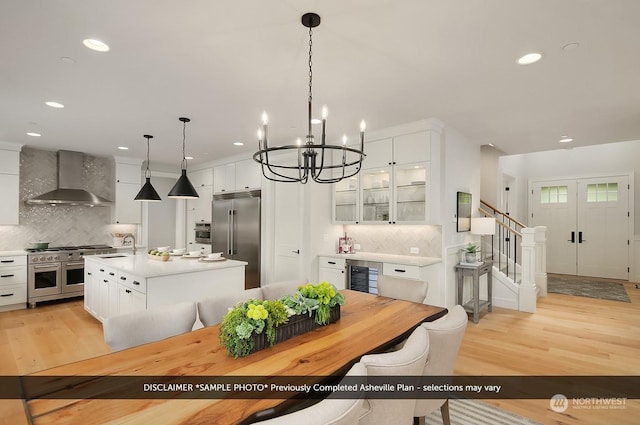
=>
[252,305,341,352]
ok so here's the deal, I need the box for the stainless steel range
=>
[27,245,116,308]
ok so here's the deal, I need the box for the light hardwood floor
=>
[1,278,638,424]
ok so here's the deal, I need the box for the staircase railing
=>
[479,200,525,283]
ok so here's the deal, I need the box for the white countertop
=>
[320,252,441,267]
[85,253,247,278]
[0,250,27,256]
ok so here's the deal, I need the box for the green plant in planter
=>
[296,281,345,325]
[219,298,289,358]
[462,242,480,262]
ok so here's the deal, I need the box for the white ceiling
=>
[2,0,640,167]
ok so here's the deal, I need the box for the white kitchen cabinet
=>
[214,160,262,194]
[194,185,213,223]
[332,130,431,224]
[235,159,262,191]
[0,253,27,311]
[213,163,236,194]
[0,145,22,225]
[188,168,213,188]
[113,159,142,224]
[84,261,98,316]
[93,265,118,321]
[380,262,440,305]
[117,285,146,315]
[318,256,346,290]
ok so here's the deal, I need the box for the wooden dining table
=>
[22,290,446,425]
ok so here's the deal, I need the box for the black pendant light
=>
[168,117,199,199]
[134,134,162,202]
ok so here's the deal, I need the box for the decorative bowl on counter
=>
[148,253,170,262]
[157,246,171,252]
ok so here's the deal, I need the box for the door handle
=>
[578,231,586,243]
[1,274,15,278]
[568,231,575,243]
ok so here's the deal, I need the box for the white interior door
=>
[576,176,629,279]
[531,180,577,274]
[272,182,303,282]
[531,175,629,279]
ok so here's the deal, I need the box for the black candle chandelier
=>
[252,12,366,184]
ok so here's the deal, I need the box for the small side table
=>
[455,260,493,323]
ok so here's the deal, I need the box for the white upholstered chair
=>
[103,301,197,351]
[358,326,430,425]
[377,277,428,304]
[413,305,468,425]
[261,278,309,300]
[258,362,367,425]
[197,287,264,327]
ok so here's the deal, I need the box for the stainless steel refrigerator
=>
[211,190,261,289]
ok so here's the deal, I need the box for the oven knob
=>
[32,257,38,263]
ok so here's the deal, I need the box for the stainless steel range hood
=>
[26,150,112,206]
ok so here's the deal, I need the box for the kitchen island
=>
[84,253,247,323]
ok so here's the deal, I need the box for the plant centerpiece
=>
[219,282,345,358]
[462,242,480,263]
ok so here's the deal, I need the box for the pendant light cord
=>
[144,135,153,179]
[307,26,313,138]
[181,121,187,170]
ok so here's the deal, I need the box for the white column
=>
[519,227,537,313]
[534,226,547,297]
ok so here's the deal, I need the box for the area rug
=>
[547,275,631,302]
[424,399,542,425]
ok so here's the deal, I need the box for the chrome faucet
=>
[122,233,137,255]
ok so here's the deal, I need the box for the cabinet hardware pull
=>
[133,281,140,285]
[103,280,108,283]
[99,269,105,272]
[0,293,14,297]
[394,269,406,273]
[125,289,131,294]
[568,231,575,243]
[109,272,115,276]
[120,276,126,280]
[328,261,336,265]
[1,274,14,278]
[87,272,92,276]
[578,231,586,243]
[291,249,300,254]
[1,260,14,263]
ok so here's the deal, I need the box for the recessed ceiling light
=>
[517,52,542,65]
[233,142,244,146]
[45,101,64,108]
[82,39,110,52]
[562,42,580,51]
[559,136,573,143]
[27,132,41,137]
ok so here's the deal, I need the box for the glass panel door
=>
[360,167,391,223]
[394,162,429,222]
[334,176,359,223]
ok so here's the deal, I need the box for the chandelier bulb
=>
[342,135,347,145]
[322,105,328,120]
[262,111,268,125]
[360,120,366,132]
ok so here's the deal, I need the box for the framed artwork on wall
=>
[456,191,472,232]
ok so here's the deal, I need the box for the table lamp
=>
[471,217,496,262]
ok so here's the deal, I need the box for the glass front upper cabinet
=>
[360,167,392,223]
[333,176,359,223]
[393,162,429,223]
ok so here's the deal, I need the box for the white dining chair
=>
[377,276,428,303]
[358,326,430,425]
[261,278,309,300]
[103,301,197,351]
[413,305,468,425]
[257,362,367,425]
[197,287,264,327]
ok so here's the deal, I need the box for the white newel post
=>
[519,227,537,313]
[534,226,547,297]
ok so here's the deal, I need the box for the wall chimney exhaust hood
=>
[25,150,112,206]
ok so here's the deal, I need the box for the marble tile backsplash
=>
[343,224,442,258]
[0,147,135,251]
